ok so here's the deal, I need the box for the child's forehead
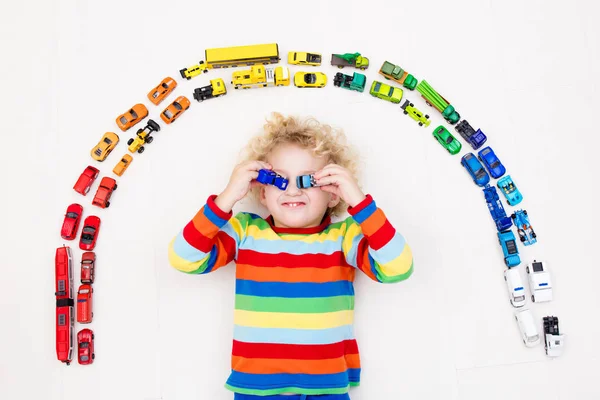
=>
[267,143,328,173]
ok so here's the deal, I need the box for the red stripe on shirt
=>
[232,340,359,360]
[237,250,353,269]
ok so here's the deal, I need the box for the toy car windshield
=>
[304,74,316,84]
[506,240,517,254]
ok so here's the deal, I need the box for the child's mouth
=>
[281,202,306,208]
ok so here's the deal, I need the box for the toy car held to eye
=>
[294,72,327,88]
[511,209,537,245]
[161,96,190,124]
[296,174,320,189]
[432,126,461,155]
[461,153,490,187]
[148,76,177,105]
[256,169,288,190]
[127,119,160,154]
[497,175,523,206]
[478,146,506,178]
[400,100,430,127]
[116,103,148,132]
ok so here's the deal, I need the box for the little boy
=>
[168,113,413,399]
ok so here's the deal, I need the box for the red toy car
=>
[79,216,101,251]
[61,203,83,240]
[55,245,74,298]
[77,284,93,323]
[56,304,75,365]
[77,329,95,365]
[81,251,96,284]
[92,177,117,208]
[73,166,100,196]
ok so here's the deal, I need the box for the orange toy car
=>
[160,96,190,124]
[147,77,177,106]
[116,103,148,131]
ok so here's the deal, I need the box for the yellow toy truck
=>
[127,119,160,154]
[231,65,290,89]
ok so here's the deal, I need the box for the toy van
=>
[515,308,540,347]
[504,268,526,307]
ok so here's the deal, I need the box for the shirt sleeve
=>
[168,194,248,274]
[341,194,414,283]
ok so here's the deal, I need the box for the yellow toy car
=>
[294,72,327,88]
[287,52,322,66]
[179,64,203,80]
[112,154,133,176]
[90,132,119,161]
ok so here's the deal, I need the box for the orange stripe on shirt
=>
[231,355,348,375]
[359,208,387,237]
[191,208,219,235]
[237,264,356,283]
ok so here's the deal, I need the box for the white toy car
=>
[526,259,552,302]
[543,316,564,357]
[504,268,526,307]
[514,308,540,347]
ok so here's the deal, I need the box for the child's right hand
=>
[214,160,272,213]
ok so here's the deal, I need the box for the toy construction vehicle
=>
[127,119,160,154]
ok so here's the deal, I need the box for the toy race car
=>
[432,126,462,155]
[526,259,552,302]
[61,203,83,240]
[116,103,148,132]
[92,177,117,209]
[543,316,564,357]
[497,175,523,206]
[288,51,322,66]
[369,81,403,104]
[193,78,227,102]
[460,153,490,187]
[77,284,93,324]
[333,72,366,92]
[148,76,177,106]
[378,61,417,90]
[514,308,540,347]
[161,96,190,124]
[483,186,513,232]
[504,267,526,308]
[180,63,204,80]
[80,251,95,284]
[478,146,506,178]
[77,328,95,365]
[400,100,430,127]
[511,209,537,245]
[331,52,369,70]
[74,166,99,195]
[455,120,487,150]
[79,216,101,251]
[91,132,119,162]
[294,72,327,88]
[498,230,520,267]
[113,154,133,177]
[127,119,160,154]
[256,169,288,190]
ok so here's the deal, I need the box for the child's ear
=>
[259,186,267,207]
[327,193,340,209]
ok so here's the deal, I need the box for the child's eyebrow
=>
[273,169,316,177]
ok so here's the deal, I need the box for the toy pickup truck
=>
[455,120,487,150]
[330,53,369,70]
[379,61,417,90]
[333,72,366,92]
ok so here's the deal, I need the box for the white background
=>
[1,0,599,399]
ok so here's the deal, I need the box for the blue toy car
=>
[483,186,513,231]
[256,169,289,190]
[461,153,490,187]
[497,175,523,206]
[478,146,506,178]
[498,230,520,267]
[296,174,317,189]
[511,209,537,245]
[455,120,487,150]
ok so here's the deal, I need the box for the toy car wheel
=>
[409,103,414,107]
[403,111,408,114]
[92,334,95,339]
[418,122,423,126]
[526,266,529,273]
[425,115,430,119]
[113,184,117,190]
[511,214,516,219]
[105,201,110,208]
[138,147,145,154]
[524,210,528,215]
[127,139,133,145]
[92,354,95,359]
[66,361,70,366]
[531,295,535,302]
[146,136,154,144]
[504,275,507,281]
[532,232,537,238]
[148,120,160,132]
[84,187,90,194]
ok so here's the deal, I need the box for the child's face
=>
[260,143,340,228]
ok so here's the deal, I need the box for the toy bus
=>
[198,43,280,72]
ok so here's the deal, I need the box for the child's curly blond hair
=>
[241,112,360,217]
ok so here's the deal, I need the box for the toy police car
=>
[526,259,552,302]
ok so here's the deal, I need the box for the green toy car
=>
[400,100,430,127]
[369,81,403,104]
[432,125,462,155]
[379,61,418,90]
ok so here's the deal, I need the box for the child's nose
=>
[285,178,302,194]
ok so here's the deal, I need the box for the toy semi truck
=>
[231,65,290,89]
[330,52,369,70]
[333,72,366,92]
[416,80,461,124]
[193,78,227,102]
[379,61,417,90]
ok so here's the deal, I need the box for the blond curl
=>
[241,112,360,217]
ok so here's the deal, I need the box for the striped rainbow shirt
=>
[168,194,413,396]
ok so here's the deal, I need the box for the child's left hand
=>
[314,164,366,207]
